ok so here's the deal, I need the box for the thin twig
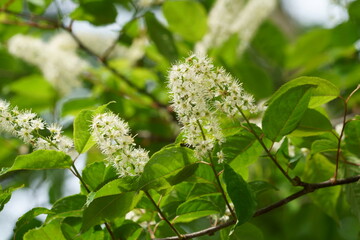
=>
[144,191,184,239]
[196,120,237,220]
[236,106,296,185]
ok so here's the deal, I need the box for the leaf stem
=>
[144,190,184,239]
[236,106,296,185]
[196,120,237,220]
[70,163,116,240]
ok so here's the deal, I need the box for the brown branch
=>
[157,174,360,240]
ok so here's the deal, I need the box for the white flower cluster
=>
[0,99,74,155]
[7,32,89,95]
[91,112,149,177]
[196,0,277,55]
[168,54,257,159]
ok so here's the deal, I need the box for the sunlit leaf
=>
[14,207,53,239]
[82,161,118,191]
[163,0,207,42]
[24,219,66,240]
[0,184,23,211]
[266,77,339,108]
[263,84,314,141]
[1,150,72,176]
[138,146,198,191]
[73,104,108,153]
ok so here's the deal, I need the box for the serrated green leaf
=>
[81,192,139,232]
[1,150,72,176]
[223,164,256,226]
[24,219,66,240]
[163,0,207,42]
[82,161,118,191]
[0,184,23,211]
[138,146,198,191]
[303,154,340,220]
[267,77,339,108]
[14,207,53,239]
[145,12,178,62]
[174,199,220,223]
[73,104,108,153]
[345,119,360,158]
[290,108,333,137]
[263,85,314,141]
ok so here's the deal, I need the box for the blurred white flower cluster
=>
[75,31,147,63]
[91,112,149,177]
[196,0,277,55]
[0,99,74,155]
[168,54,257,160]
[7,33,89,95]
[137,0,164,7]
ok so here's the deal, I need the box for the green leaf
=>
[145,12,178,62]
[46,195,87,222]
[267,77,340,108]
[0,184,23,211]
[262,85,314,141]
[24,219,66,240]
[223,164,256,226]
[115,220,143,240]
[70,1,117,25]
[290,108,333,137]
[82,161,117,191]
[229,222,263,240]
[187,183,220,200]
[248,181,277,196]
[14,207,53,239]
[345,119,360,158]
[311,139,338,155]
[93,177,137,199]
[1,150,72,176]
[174,199,220,223]
[73,104,108,153]
[81,192,139,232]
[345,163,360,222]
[163,0,207,42]
[138,146,198,191]
[302,154,340,220]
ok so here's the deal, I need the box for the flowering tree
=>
[0,0,360,239]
